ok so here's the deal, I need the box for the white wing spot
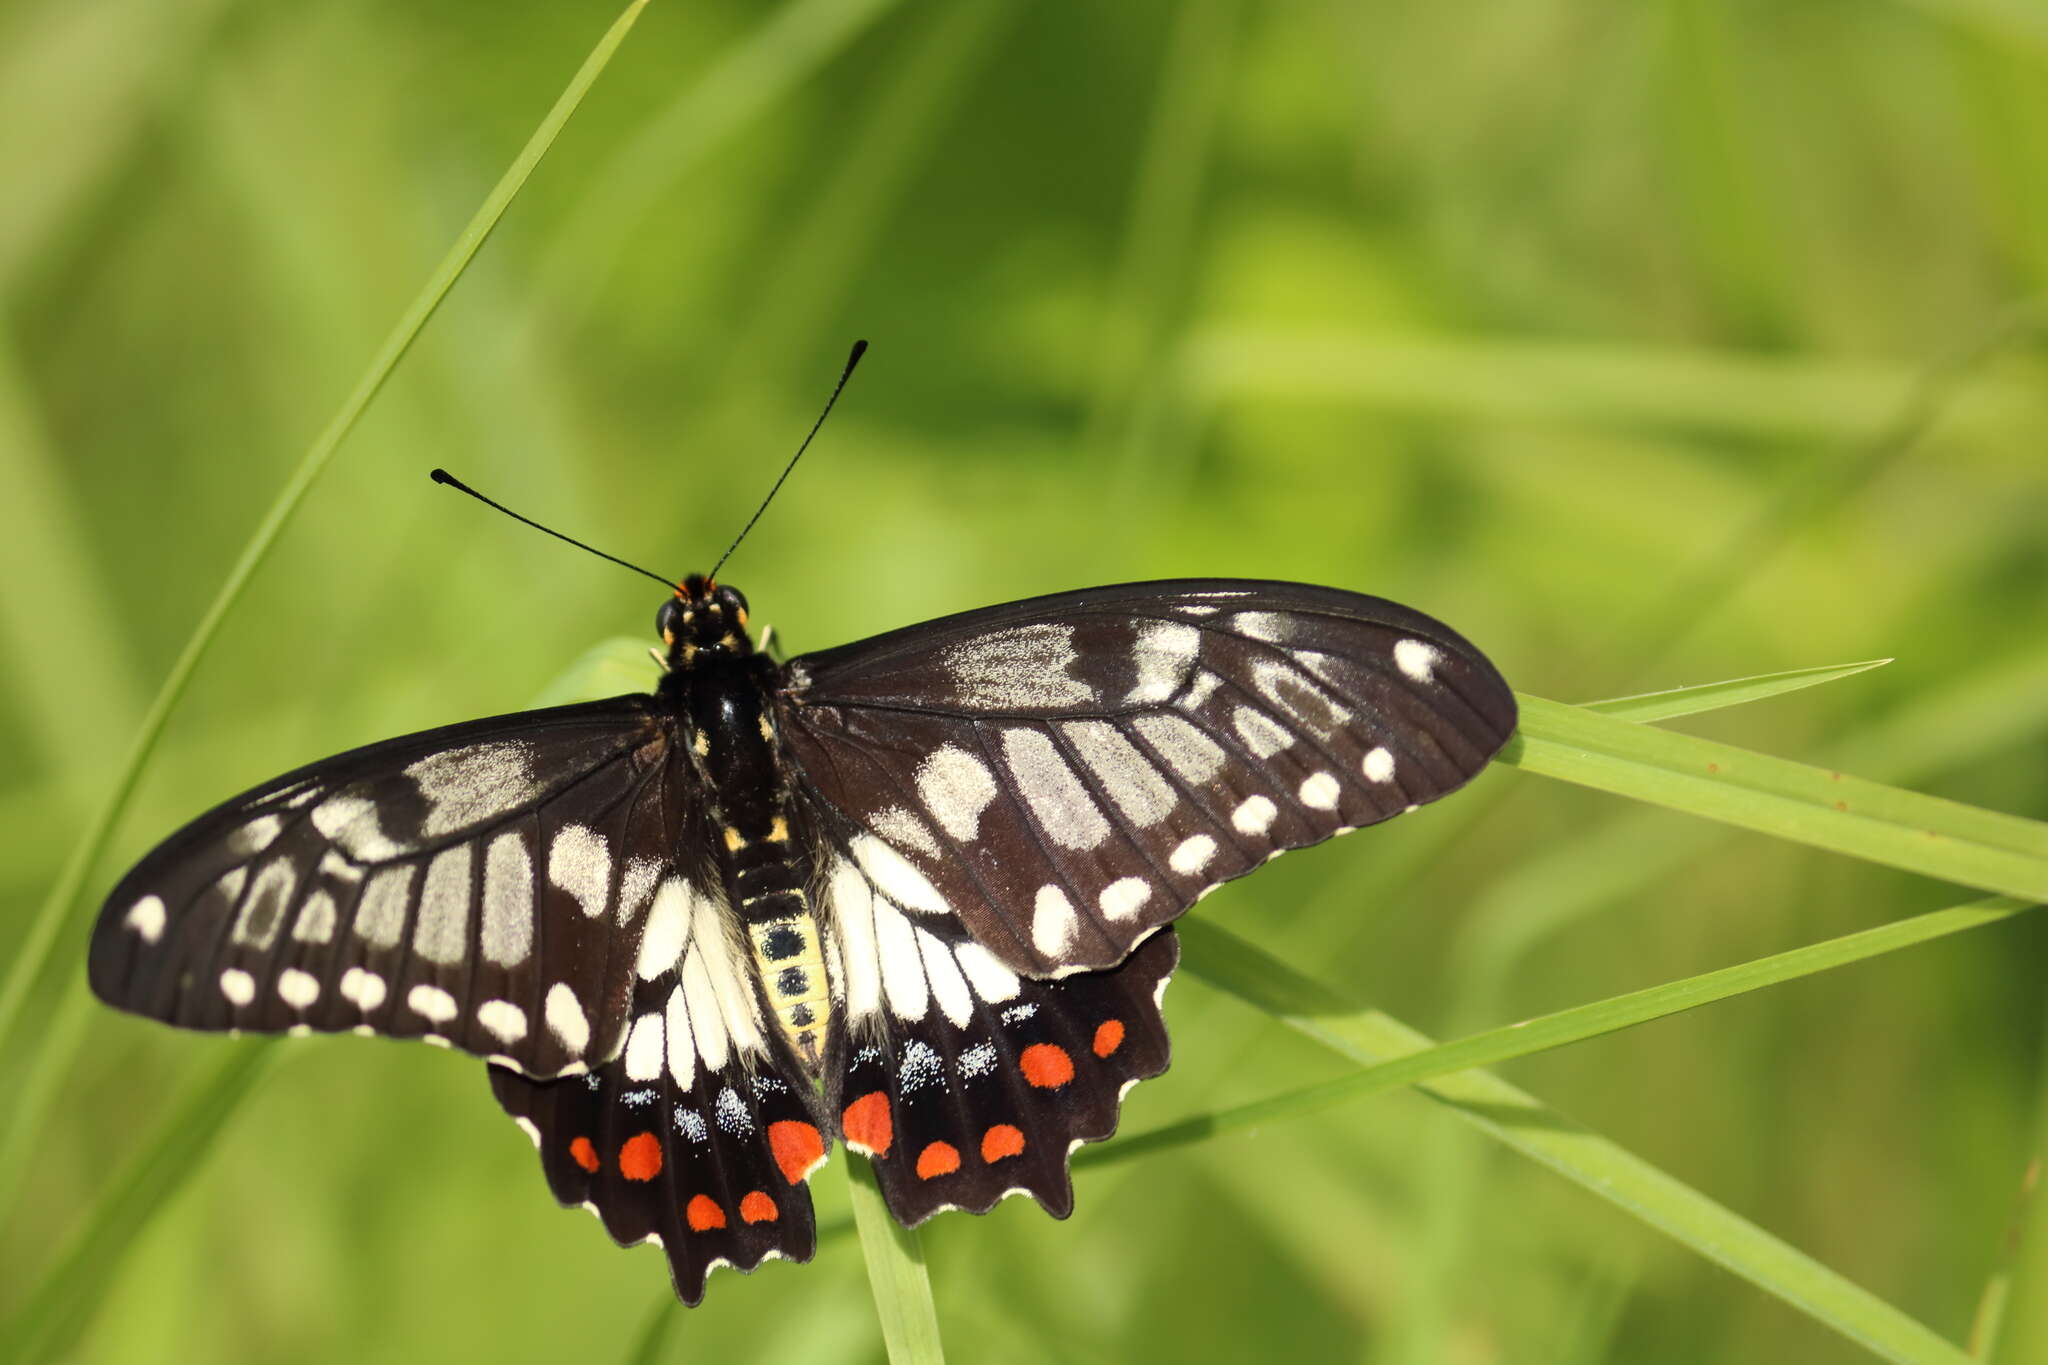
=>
[1125,621,1200,704]
[1132,714,1226,784]
[942,624,1093,708]
[228,814,283,855]
[674,1107,709,1143]
[1363,746,1397,782]
[715,1085,753,1135]
[1299,772,1342,810]
[1232,706,1294,759]
[355,865,415,949]
[293,890,337,944]
[477,999,528,1045]
[406,741,541,837]
[1065,720,1176,825]
[959,1041,997,1078]
[1229,611,1290,644]
[218,968,256,1007]
[407,984,458,1024]
[916,745,998,841]
[900,1039,944,1093]
[624,1011,665,1082]
[636,878,693,979]
[125,895,167,943]
[873,899,929,1022]
[665,981,698,1090]
[1233,794,1278,835]
[680,947,730,1070]
[276,968,320,1010]
[872,806,942,858]
[232,858,297,951]
[616,856,663,927]
[1169,834,1217,875]
[1393,638,1441,684]
[548,824,611,918]
[1098,877,1153,921]
[514,1117,542,1148]
[1031,884,1078,957]
[339,967,386,1013]
[412,845,472,965]
[852,834,949,914]
[480,832,533,966]
[829,859,882,1020]
[953,941,1022,1005]
[545,982,591,1055]
[310,792,406,861]
[1002,727,1111,850]
[919,928,974,1028]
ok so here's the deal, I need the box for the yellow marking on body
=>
[693,730,710,757]
[746,907,831,1077]
[723,826,745,852]
[757,715,775,742]
[766,816,790,843]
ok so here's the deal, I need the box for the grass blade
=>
[1507,693,2048,899]
[1582,658,1892,722]
[844,1157,947,1364]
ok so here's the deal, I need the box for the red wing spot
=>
[1093,1019,1126,1058]
[981,1124,1025,1163]
[841,1091,894,1157]
[568,1136,600,1173]
[740,1190,779,1224]
[685,1194,727,1231]
[1019,1043,1075,1089]
[915,1141,961,1180]
[768,1120,827,1185]
[619,1132,663,1182]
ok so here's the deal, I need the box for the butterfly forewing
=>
[777,580,1516,976]
[90,698,684,1079]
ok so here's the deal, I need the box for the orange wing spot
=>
[841,1091,894,1157]
[768,1120,827,1185]
[1093,1018,1126,1057]
[619,1132,663,1182]
[981,1124,1026,1163]
[740,1190,779,1224]
[685,1194,727,1232]
[1019,1042,1075,1089]
[915,1141,961,1180]
[568,1136,600,1173]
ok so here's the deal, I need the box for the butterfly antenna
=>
[430,469,680,591]
[708,338,868,582]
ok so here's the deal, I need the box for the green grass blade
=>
[0,0,652,1074]
[0,1041,278,1362]
[1507,693,2048,899]
[844,1157,947,1364]
[1582,658,1892,722]
[1099,920,1983,1365]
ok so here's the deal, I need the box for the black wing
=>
[778,579,1515,976]
[90,698,687,1079]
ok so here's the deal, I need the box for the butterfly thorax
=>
[656,583,832,1074]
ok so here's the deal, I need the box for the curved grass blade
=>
[844,1157,947,1364]
[1583,658,1891,723]
[1506,693,2048,900]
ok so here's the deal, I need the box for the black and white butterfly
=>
[90,566,1514,1302]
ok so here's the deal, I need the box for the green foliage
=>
[0,1,2043,1362]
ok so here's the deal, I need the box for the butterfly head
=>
[658,574,753,666]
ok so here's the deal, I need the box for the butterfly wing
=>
[90,697,688,1079]
[778,579,1516,976]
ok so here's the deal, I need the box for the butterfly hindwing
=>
[89,698,684,1079]
[778,579,1516,975]
[489,879,831,1304]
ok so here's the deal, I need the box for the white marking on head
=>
[636,878,693,980]
[1098,877,1153,921]
[276,968,320,1010]
[1169,834,1217,875]
[355,865,415,949]
[829,858,882,1020]
[218,968,256,1007]
[310,792,406,861]
[873,899,929,1022]
[407,983,458,1024]
[1065,721,1176,825]
[1394,638,1441,684]
[1232,794,1278,835]
[942,624,1093,708]
[480,832,533,966]
[1132,714,1226,784]
[665,982,698,1090]
[406,741,541,837]
[477,999,528,1045]
[293,890,337,944]
[624,1011,665,1082]
[125,895,167,943]
[1002,727,1110,850]
[918,929,974,1027]
[1298,772,1342,810]
[852,834,949,914]
[1031,885,1078,957]
[871,807,942,858]
[412,844,472,964]
[548,824,611,918]
[916,744,998,842]
[1362,747,1396,783]
[545,982,590,1055]
[339,967,386,1013]
[953,941,1021,1004]
[1124,621,1200,704]
[1231,706,1294,759]
[231,859,297,951]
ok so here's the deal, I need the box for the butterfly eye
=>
[655,598,684,640]
[718,586,750,623]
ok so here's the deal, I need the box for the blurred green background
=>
[3,0,2045,1360]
